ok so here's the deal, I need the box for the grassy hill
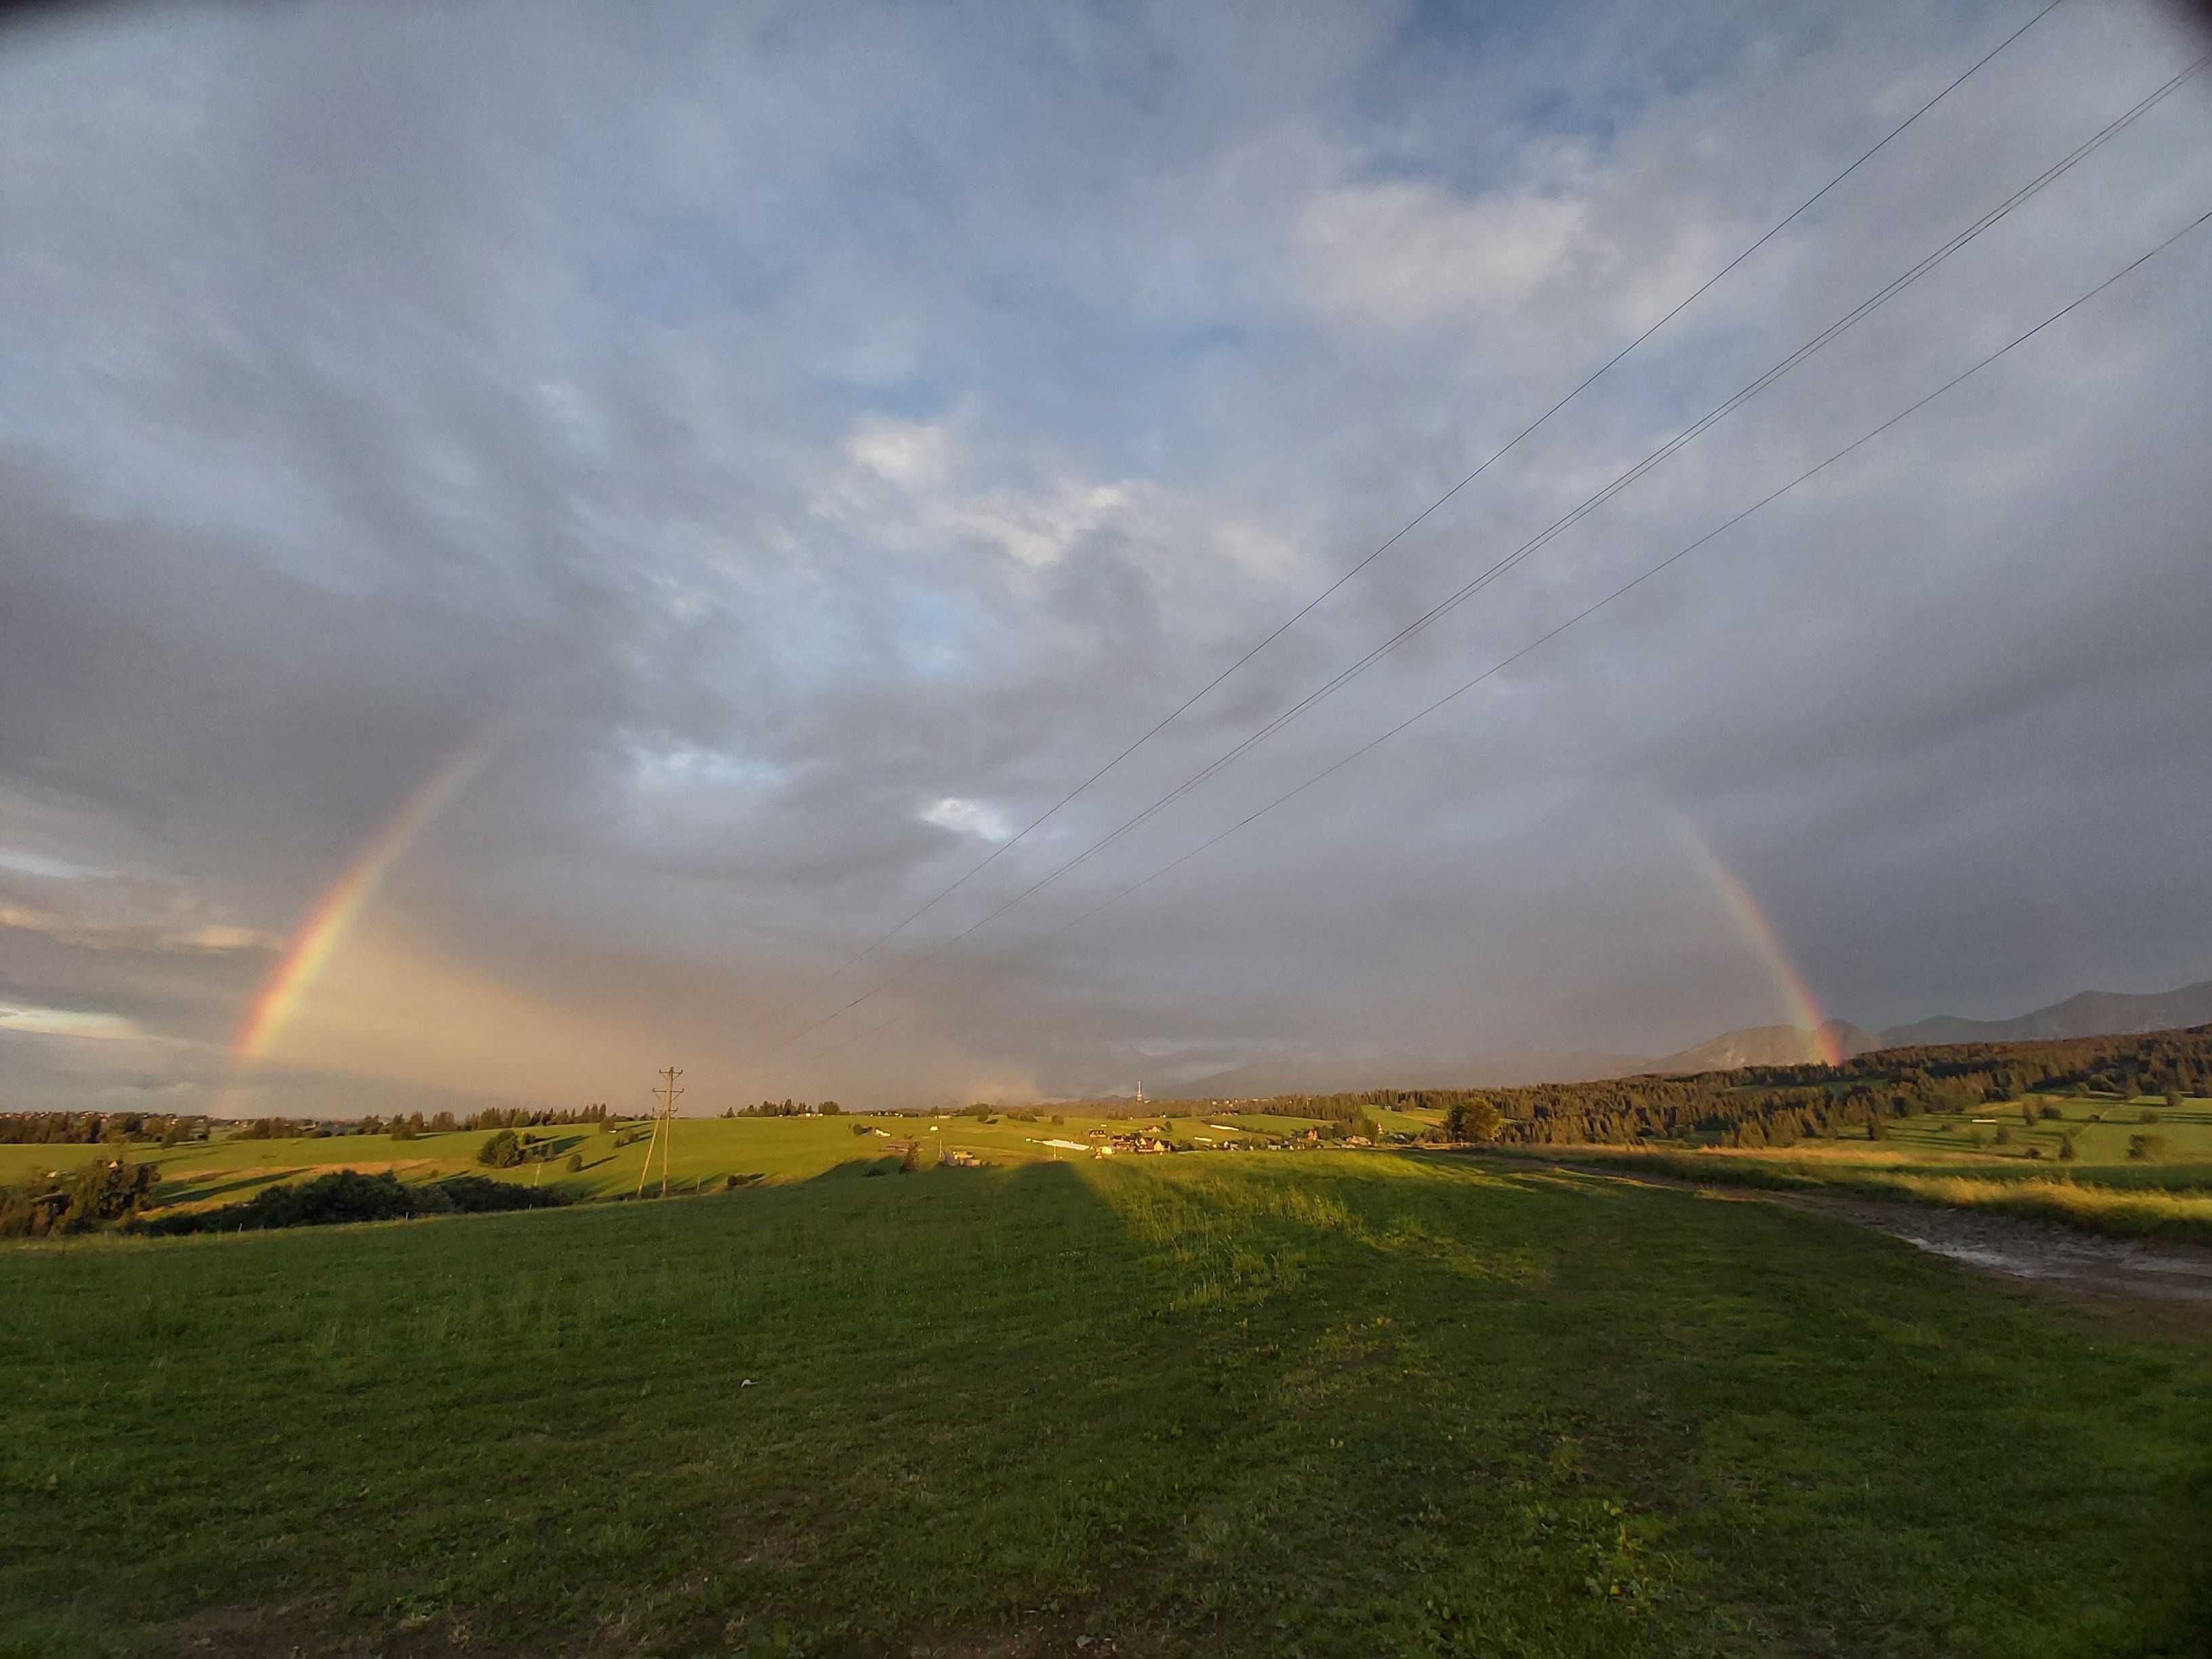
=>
[2,1151,2206,1656]
[0,1109,1296,1218]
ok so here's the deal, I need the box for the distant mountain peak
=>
[1881,977,2212,1049]
[1654,1019,1880,1074]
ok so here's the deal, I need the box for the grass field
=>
[2,1151,2206,1658]
[0,1111,1294,1214]
[1484,1094,2212,1244]
[1862,1091,2212,1172]
[3,1091,2203,1233]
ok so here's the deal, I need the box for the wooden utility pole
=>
[655,1066,682,1198]
[634,1065,684,1199]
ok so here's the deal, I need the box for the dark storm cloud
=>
[1,0,2207,1113]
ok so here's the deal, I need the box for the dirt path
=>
[1550,1162,2212,1317]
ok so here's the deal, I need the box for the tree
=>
[476,1129,524,1168]
[2058,1134,2078,1162]
[820,1101,843,1115]
[1865,1115,1886,1143]
[1443,1098,1502,1143]
[565,1152,583,1173]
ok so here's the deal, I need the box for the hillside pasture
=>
[1,1109,1324,1221]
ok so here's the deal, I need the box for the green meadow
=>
[5,1090,2201,1225]
[2,1150,2207,1658]
[0,1111,1279,1214]
[1501,1094,2212,1244]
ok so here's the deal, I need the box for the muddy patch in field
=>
[1854,1204,2212,1305]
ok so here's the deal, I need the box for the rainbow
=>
[234,741,491,1064]
[1661,808,1846,1067]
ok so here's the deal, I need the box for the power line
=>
[756,0,2071,1025]
[1040,211,2212,956]
[808,202,2212,1073]
[765,52,2206,1057]
[790,1008,908,1067]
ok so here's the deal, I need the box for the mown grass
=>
[1492,1141,2212,1245]
[1,1152,2207,1658]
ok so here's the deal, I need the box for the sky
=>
[1,0,2209,1117]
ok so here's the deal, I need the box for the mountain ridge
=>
[1879,978,2212,1048]
[1173,976,2211,1098]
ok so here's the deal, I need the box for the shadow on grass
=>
[149,1169,302,1208]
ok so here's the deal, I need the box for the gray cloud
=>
[2,0,2207,1113]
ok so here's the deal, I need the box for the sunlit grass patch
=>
[1486,1142,2212,1245]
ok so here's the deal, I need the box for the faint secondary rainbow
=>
[1660,808,1846,1067]
[234,741,491,1065]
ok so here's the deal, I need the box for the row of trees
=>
[0,1111,208,1145]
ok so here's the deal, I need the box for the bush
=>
[1050,1113,1065,1126]
[432,1174,565,1212]
[2023,1144,2043,1160]
[565,1152,583,1173]
[136,1170,565,1235]
[2138,1109,2159,1125]
[2127,1134,2168,1162]
[851,1122,875,1136]
[2059,1134,2079,1162]
[899,1144,920,1173]
[1862,1118,1882,1143]
[1994,1126,2012,1146]
[2039,1103,2063,1121]
[0,1158,161,1238]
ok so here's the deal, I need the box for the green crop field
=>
[2,1151,2205,1658]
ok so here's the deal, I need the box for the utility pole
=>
[656,1066,682,1199]
[634,1065,684,1199]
